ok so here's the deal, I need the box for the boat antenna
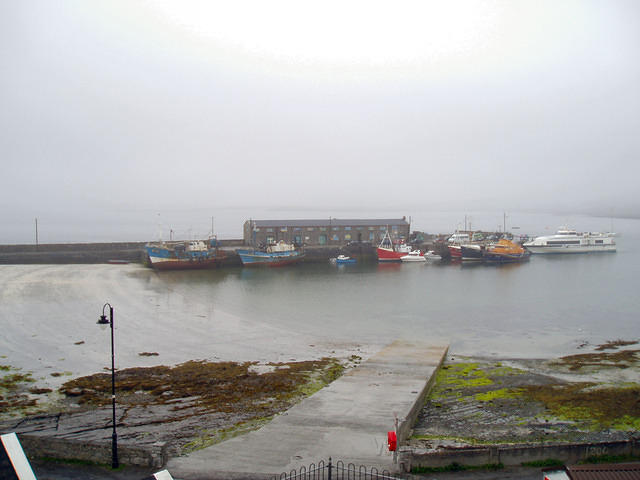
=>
[157,213,162,242]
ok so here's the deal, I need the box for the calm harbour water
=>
[1,212,639,387]
[160,237,639,358]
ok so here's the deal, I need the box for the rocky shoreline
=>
[2,342,639,471]
[0,357,353,468]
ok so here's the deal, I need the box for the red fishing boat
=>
[376,231,412,262]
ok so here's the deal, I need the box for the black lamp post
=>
[97,303,119,469]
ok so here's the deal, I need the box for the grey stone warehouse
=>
[243,218,410,247]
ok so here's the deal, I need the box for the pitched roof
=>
[248,218,409,228]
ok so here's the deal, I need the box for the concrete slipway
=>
[167,340,449,480]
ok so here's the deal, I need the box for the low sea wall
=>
[17,433,167,468]
[400,439,640,472]
[0,242,149,264]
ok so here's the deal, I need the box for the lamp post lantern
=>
[97,303,119,469]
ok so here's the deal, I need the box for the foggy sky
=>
[2,1,640,242]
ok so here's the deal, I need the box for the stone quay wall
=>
[0,242,379,265]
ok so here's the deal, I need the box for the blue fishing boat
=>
[332,255,356,265]
[236,241,304,267]
[145,238,224,270]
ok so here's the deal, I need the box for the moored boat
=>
[448,244,462,260]
[145,238,225,270]
[424,250,442,261]
[376,231,412,262]
[483,239,530,263]
[334,254,356,264]
[523,227,616,254]
[447,232,468,260]
[236,241,304,267]
[400,250,426,262]
[460,244,484,262]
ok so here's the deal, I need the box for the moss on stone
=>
[474,388,523,402]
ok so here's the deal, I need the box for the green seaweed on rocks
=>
[552,350,640,371]
[435,362,494,392]
[0,365,39,416]
[523,383,640,430]
[60,358,344,414]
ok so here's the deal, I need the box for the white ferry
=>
[523,227,616,254]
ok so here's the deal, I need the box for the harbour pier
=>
[167,340,449,479]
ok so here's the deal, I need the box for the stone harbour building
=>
[243,218,411,247]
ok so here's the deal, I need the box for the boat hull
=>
[482,252,530,263]
[236,249,304,267]
[376,247,407,262]
[147,256,223,270]
[524,245,616,254]
[336,259,356,264]
[448,245,462,259]
[460,245,484,262]
[401,255,425,263]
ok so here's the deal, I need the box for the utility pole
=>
[35,218,38,250]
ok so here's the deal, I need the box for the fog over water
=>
[2,1,640,245]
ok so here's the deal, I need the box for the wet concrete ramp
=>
[167,340,449,479]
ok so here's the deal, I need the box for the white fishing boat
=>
[400,250,426,262]
[523,227,616,254]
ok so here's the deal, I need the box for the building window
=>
[345,234,352,240]
[368,227,375,231]
[294,227,302,231]
[369,232,375,241]
[266,235,275,244]
[307,227,314,231]
[332,234,340,241]
[332,226,340,231]
[267,228,274,232]
[320,227,327,231]
[280,227,287,232]
[294,235,302,244]
[318,234,327,245]
[255,228,260,232]
[379,226,386,231]
[344,226,351,231]
[392,226,398,232]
